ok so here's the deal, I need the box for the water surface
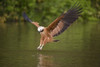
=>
[0,21,100,67]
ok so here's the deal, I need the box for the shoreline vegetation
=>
[0,0,100,23]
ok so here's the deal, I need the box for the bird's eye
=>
[40,29,44,32]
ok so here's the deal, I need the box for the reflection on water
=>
[37,54,55,67]
[0,21,100,67]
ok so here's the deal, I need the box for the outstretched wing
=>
[46,3,82,37]
[22,12,32,22]
[22,12,40,27]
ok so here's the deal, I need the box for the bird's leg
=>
[43,37,47,45]
[40,37,48,49]
[38,37,47,50]
[37,37,48,50]
[37,37,44,50]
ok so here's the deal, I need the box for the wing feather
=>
[46,3,82,37]
[46,14,64,32]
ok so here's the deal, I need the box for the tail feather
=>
[53,40,59,42]
[22,12,32,22]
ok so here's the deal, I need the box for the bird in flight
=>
[23,3,82,50]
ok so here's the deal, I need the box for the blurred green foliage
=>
[0,0,100,23]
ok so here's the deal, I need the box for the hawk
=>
[23,3,82,50]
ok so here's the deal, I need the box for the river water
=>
[0,21,100,67]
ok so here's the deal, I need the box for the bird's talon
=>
[37,46,40,50]
[37,48,42,50]
[37,45,43,50]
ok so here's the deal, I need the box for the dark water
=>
[0,21,100,67]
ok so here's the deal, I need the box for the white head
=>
[37,26,45,32]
